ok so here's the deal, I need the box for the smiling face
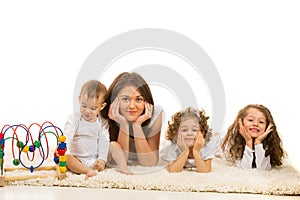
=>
[242,107,267,138]
[178,118,201,147]
[117,86,145,122]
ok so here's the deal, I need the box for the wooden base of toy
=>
[0,175,4,187]
[0,165,66,186]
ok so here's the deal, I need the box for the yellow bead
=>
[22,145,29,153]
[59,166,67,173]
[59,155,67,162]
[58,135,66,143]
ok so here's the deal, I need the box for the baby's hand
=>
[94,160,105,172]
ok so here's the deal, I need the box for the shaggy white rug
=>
[4,158,300,196]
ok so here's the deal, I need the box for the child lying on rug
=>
[161,107,214,173]
[63,80,109,178]
[220,104,285,170]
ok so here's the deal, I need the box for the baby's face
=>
[178,118,200,147]
[79,94,105,122]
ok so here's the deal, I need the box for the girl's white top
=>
[162,133,221,168]
[236,143,271,170]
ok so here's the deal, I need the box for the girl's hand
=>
[238,119,253,147]
[193,132,205,153]
[133,102,153,126]
[108,98,127,126]
[177,132,188,151]
[254,123,273,145]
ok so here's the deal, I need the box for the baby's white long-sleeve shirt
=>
[64,112,110,163]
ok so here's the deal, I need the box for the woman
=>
[101,72,163,174]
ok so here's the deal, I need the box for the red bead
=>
[57,148,67,155]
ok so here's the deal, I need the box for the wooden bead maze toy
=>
[0,121,67,186]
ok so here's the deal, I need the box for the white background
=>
[1,1,299,170]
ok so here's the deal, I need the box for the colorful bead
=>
[34,141,41,148]
[59,135,66,143]
[59,166,67,173]
[54,157,59,164]
[13,159,20,166]
[22,145,29,153]
[58,142,66,149]
[57,148,66,155]
[17,141,24,148]
[29,145,35,152]
[59,161,67,166]
[59,155,67,162]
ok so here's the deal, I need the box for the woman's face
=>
[178,118,200,147]
[242,107,267,138]
[117,86,145,122]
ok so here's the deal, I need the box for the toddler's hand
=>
[193,132,205,153]
[177,133,188,151]
[94,160,105,172]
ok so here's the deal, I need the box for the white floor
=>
[0,186,299,200]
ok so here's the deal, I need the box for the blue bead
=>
[54,157,59,164]
[58,142,66,149]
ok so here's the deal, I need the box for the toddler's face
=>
[117,86,145,122]
[79,94,105,123]
[178,118,201,147]
[242,108,267,138]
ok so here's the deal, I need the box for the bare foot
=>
[117,168,133,175]
[85,169,97,179]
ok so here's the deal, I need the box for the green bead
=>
[13,159,20,166]
[17,141,24,148]
[34,141,41,148]
[59,161,67,166]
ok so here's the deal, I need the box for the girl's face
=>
[242,107,267,138]
[178,118,201,147]
[117,86,145,122]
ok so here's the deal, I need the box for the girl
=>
[221,104,285,170]
[101,72,163,174]
[162,107,213,173]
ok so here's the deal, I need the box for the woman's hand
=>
[254,123,273,145]
[193,132,205,154]
[133,102,153,126]
[108,98,127,126]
